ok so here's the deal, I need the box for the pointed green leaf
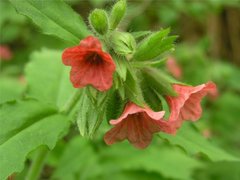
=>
[133,28,177,61]
[9,0,90,44]
[140,75,162,111]
[115,58,128,81]
[0,99,70,180]
[105,90,125,121]
[124,69,144,106]
[77,90,106,138]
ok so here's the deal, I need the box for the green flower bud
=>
[111,31,136,55]
[110,0,126,30]
[89,9,109,35]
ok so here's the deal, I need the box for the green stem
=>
[25,146,49,180]
[60,89,82,114]
[26,89,82,180]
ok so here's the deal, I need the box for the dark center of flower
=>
[128,112,144,121]
[86,53,103,65]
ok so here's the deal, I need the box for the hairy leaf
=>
[133,28,177,61]
[124,69,144,106]
[105,90,125,121]
[77,89,106,138]
[9,0,90,44]
[140,75,162,111]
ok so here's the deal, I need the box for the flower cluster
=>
[62,36,217,149]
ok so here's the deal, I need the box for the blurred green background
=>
[0,0,240,179]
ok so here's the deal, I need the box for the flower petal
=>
[104,121,128,145]
[62,46,88,66]
[110,102,165,125]
[105,102,174,149]
[79,36,102,49]
[69,57,115,91]
[166,82,217,125]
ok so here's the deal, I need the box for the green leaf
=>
[77,89,106,138]
[0,77,25,104]
[124,69,144,106]
[9,0,90,44]
[133,28,177,61]
[0,99,70,180]
[141,67,177,96]
[105,90,125,121]
[140,76,162,111]
[25,49,75,108]
[115,58,128,81]
[159,123,239,162]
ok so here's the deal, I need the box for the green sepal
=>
[111,31,136,55]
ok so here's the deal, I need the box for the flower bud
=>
[111,31,136,55]
[110,0,126,30]
[89,9,109,35]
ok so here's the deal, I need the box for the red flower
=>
[166,56,182,79]
[62,36,116,91]
[104,102,175,149]
[166,82,217,128]
[0,45,12,61]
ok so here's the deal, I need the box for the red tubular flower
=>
[62,36,116,91]
[166,82,217,128]
[104,102,175,149]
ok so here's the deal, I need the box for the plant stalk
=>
[26,89,82,180]
[25,146,49,180]
[60,89,82,114]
